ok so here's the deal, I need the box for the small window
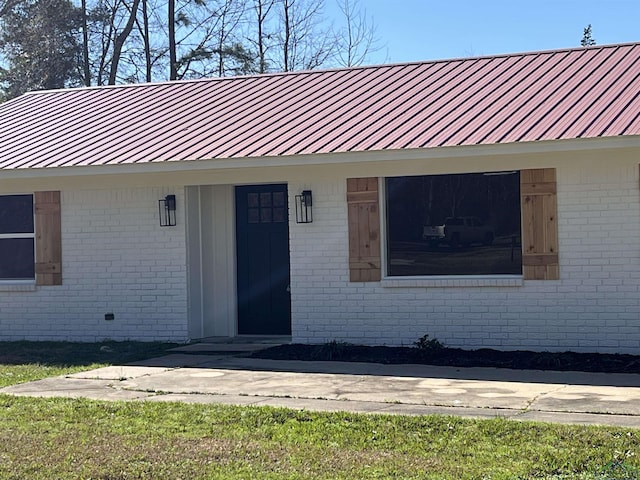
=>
[385,172,521,276]
[0,195,35,280]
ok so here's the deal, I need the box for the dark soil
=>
[251,343,640,374]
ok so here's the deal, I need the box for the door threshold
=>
[196,335,291,345]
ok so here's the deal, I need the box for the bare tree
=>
[168,0,177,78]
[86,0,145,85]
[334,0,381,67]
[81,0,91,85]
[2,0,386,94]
[250,0,274,73]
[172,0,251,78]
[92,0,115,84]
[277,0,334,71]
[139,0,152,81]
[281,0,290,69]
[212,0,245,76]
[108,0,141,83]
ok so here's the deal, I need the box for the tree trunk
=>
[142,0,151,82]
[108,0,141,84]
[81,0,91,85]
[217,10,225,76]
[168,0,177,80]
[97,16,115,86]
[256,0,265,73]
[282,0,290,71]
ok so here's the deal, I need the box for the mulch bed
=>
[251,343,640,374]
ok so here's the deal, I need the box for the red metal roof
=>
[1,42,639,170]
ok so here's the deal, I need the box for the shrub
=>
[413,334,444,352]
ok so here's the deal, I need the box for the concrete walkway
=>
[2,351,640,428]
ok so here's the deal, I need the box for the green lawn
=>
[0,342,639,479]
[0,396,639,479]
[0,340,177,387]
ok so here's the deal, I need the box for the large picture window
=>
[0,194,35,280]
[386,172,521,276]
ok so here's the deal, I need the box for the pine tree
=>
[0,0,83,98]
[581,24,596,47]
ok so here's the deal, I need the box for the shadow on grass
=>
[0,341,179,367]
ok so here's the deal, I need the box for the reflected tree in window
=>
[386,172,521,276]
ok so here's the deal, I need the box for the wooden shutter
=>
[347,178,381,282]
[521,169,559,280]
[34,191,62,285]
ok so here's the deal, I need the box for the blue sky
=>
[326,0,640,64]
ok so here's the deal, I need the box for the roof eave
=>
[0,136,638,181]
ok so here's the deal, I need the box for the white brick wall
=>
[3,153,639,352]
[289,159,640,354]
[0,187,188,342]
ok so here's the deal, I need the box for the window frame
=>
[381,172,524,281]
[347,169,558,284]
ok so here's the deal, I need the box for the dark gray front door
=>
[235,184,291,335]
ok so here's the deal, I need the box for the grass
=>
[1,341,640,479]
[0,340,178,387]
[0,396,639,479]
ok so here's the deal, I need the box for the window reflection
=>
[0,194,35,280]
[386,172,522,276]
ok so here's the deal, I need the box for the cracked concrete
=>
[2,354,640,427]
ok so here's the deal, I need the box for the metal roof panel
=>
[0,42,639,170]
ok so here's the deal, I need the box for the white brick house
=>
[1,43,639,353]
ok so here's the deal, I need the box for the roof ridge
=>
[22,41,640,97]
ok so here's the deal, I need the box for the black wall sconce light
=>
[159,194,177,227]
[295,190,313,224]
